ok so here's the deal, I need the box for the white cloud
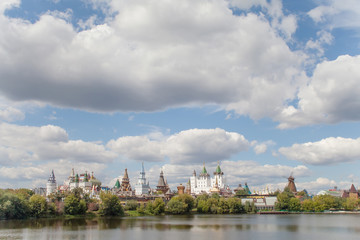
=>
[279,137,360,165]
[0,123,117,165]
[308,0,360,29]
[228,0,297,40]
[107,135,164,162]
[252,140,276,154]
[277,55,360,128]
[0,106,24,122]
[0,0,19,13]
[0,0,304,122]
[108,128,250,164]
[305,30,333,57]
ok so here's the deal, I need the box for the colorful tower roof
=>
[214,162,224,175]
[114,179,121,188]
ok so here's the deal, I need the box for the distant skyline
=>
[0,0,360,194]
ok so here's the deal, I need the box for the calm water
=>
[1,214,360,240]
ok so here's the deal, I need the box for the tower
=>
[135,162,151,195]
[46,170,57,196]
[156,169,169,194]
[120,168,132,191]
[177,184,185,195]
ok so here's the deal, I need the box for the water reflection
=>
[1,214,360,240]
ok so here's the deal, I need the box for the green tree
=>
[124,200,139,211]
[275,188,295,211]
[218,197,229,214]
[313,195,340,211]
[288,198,301,212]
[301,199,314,212]
[15,189,34,200]
[176,194,195,212]
[0,192,29,219]
[343,197,359,211]
[166,197,188,214]
[196,199,209,213]
[64,194,87,215]
[195,193,209,207]
[29,195,48,218]
[227,197,244,214]
[244,201,256,213]
[152,198,165,215]
[99,192,123,216]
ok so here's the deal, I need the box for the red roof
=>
[349,184,357,193]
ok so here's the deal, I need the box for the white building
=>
[46,170,57,196]
[190,163,225,195]
[135,162,151,196]
[62,168,102,194]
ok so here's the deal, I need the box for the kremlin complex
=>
[42,162,360,211]
[46,162,233,199]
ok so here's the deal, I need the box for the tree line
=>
[275,187,360,212]
[1,188,258,219]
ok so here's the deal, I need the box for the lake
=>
[1,214,360,240]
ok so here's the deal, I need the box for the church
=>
[190,162,225,195]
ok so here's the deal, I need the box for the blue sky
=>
[0,0,360,194]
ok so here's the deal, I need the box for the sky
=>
[0,0,360,194]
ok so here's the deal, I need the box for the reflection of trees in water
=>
[98,217,124,229]
[62,218,87,230]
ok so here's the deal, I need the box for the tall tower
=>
[213,161,224,189]
[135,162,151,195]
[46,170,57,196]
[120,168,132,191]
[156,169,169,194]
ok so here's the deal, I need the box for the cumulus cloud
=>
[252,140,276,154]
[279,137,360,165]
[277,55,360,128]
[0,123,117,165]
[228,0,297,40]
[0,159,107,188]
[108,128,250,164]
[308,0,360,29]
[107,135,164,162]
[0,106,24,122]
[0,0,304,122]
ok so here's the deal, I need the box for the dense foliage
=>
[275,188,359,212]
[99,192,124,216]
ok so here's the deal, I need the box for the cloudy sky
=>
[0,0,360,194]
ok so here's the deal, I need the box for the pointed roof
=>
[350,184,357,193]
[123,168,129,179]
[84,172,88,182]
[114,179,121,188]
[141,162,145,173]
[202,165,207,174]
[216,164,221,174]
[48,170,56,183]
[157,170,166,187]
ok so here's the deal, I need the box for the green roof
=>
[114,179,120,188]
[202,166,207,174]
[216,164,221,174]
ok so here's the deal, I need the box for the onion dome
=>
[89,173,102,186]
